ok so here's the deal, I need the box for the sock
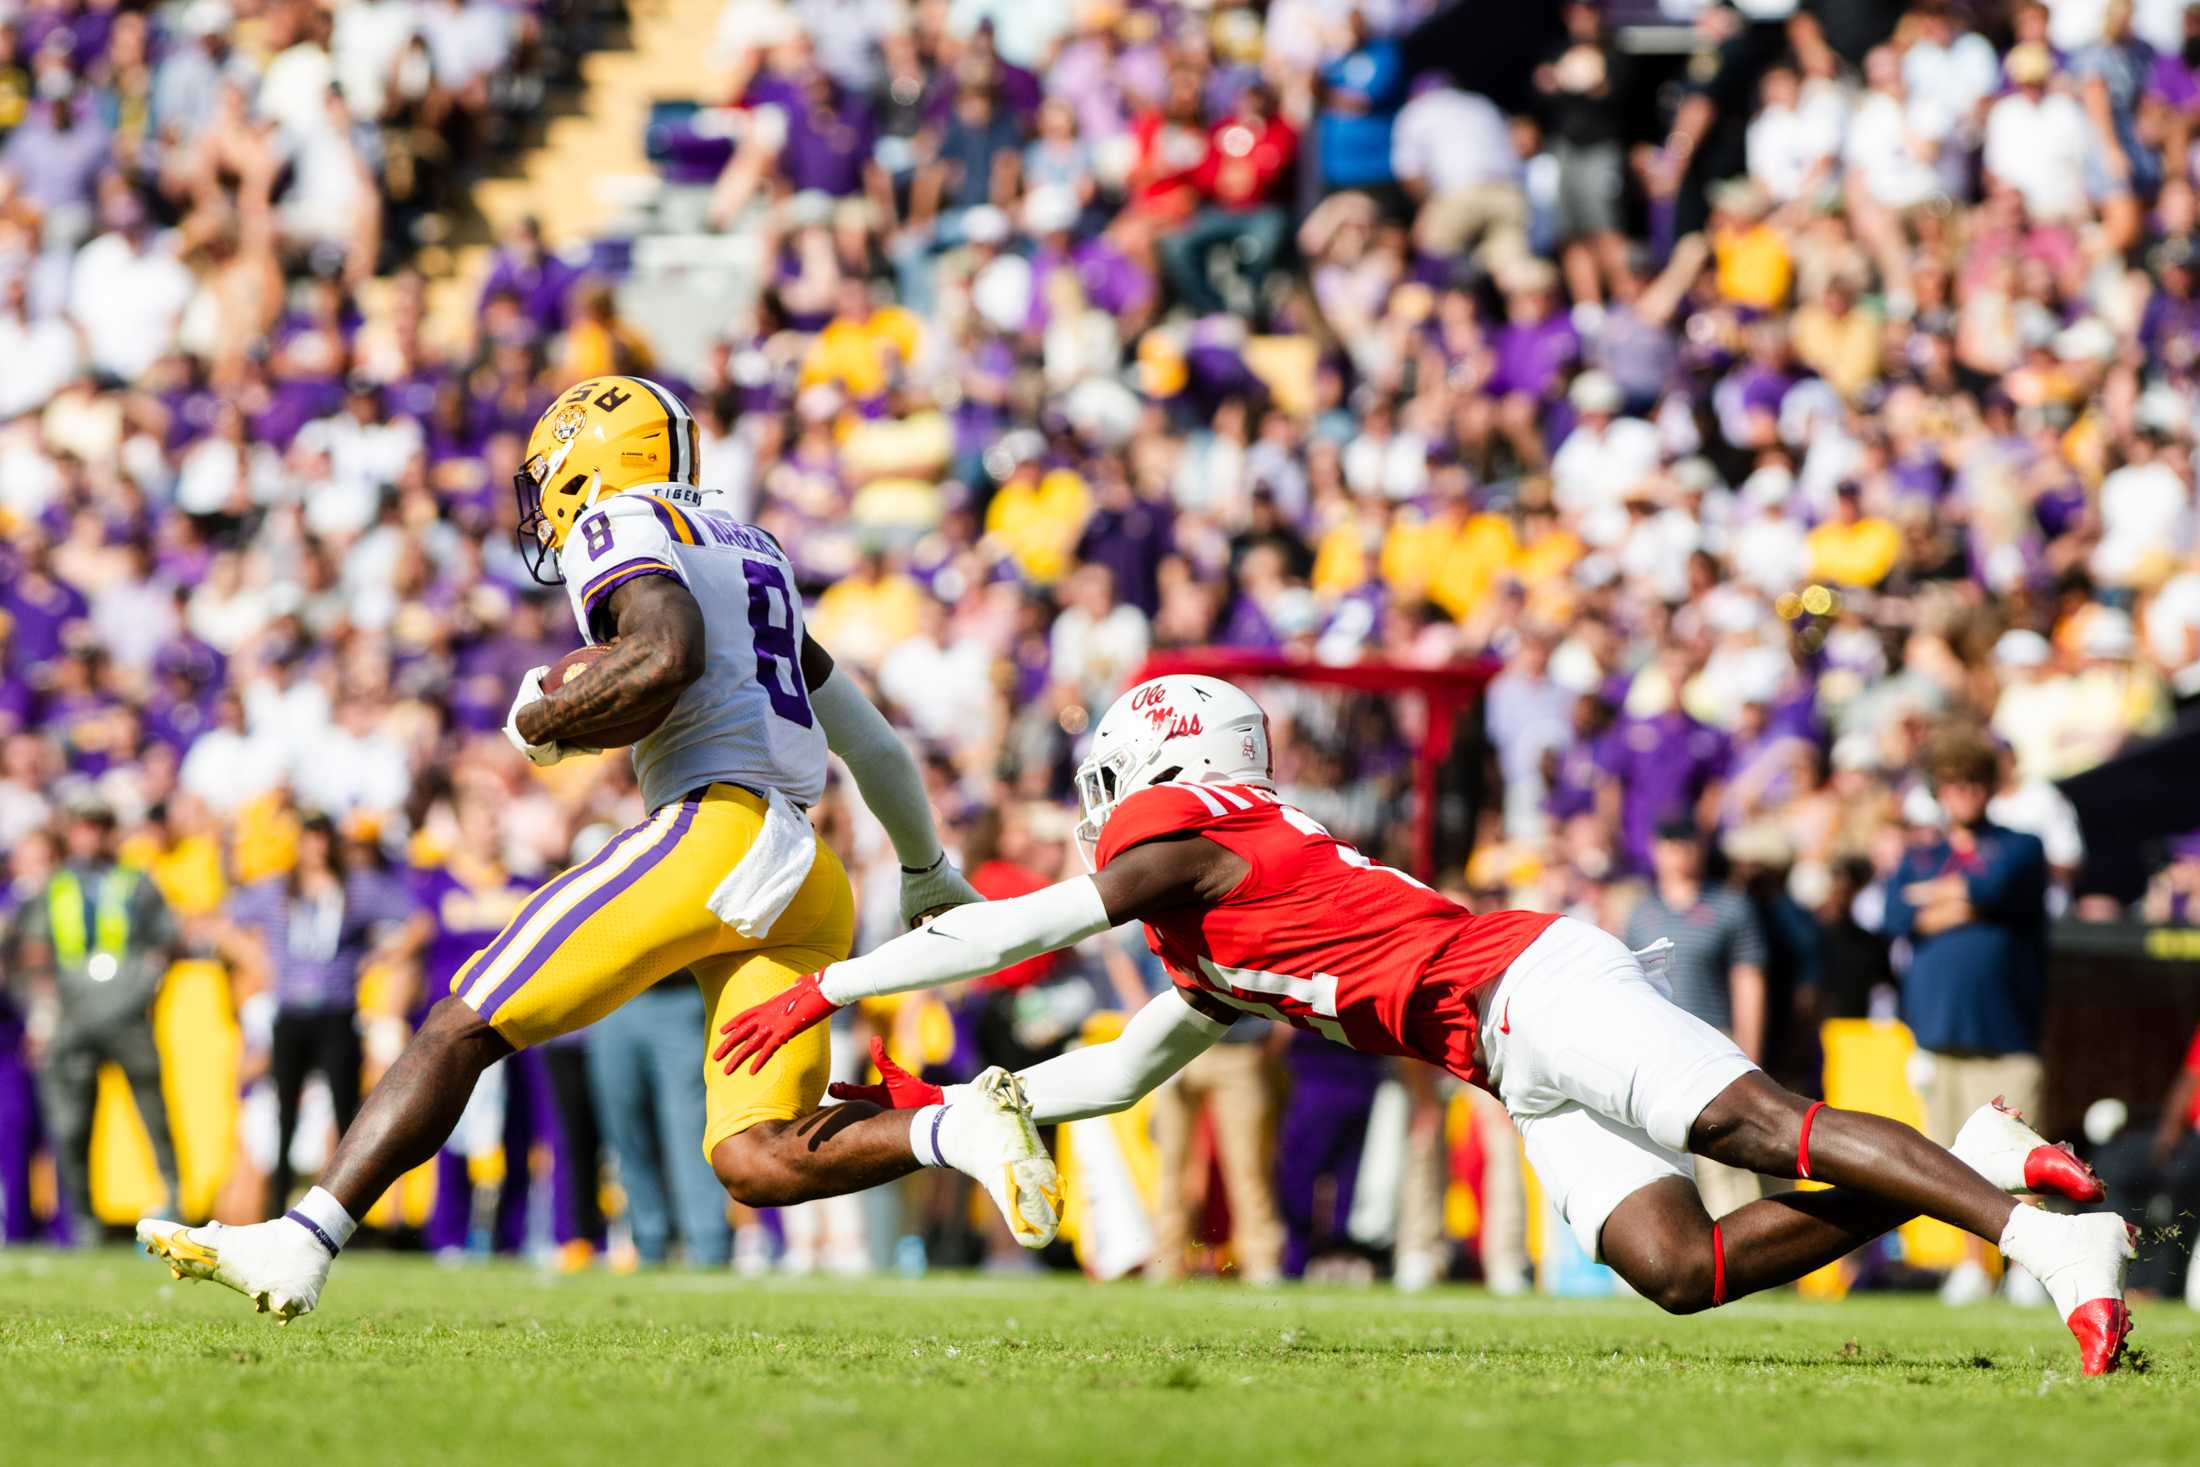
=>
[286,1186,358,1257]
[909,1104,952,1168]
[1996,1203,2075,1313]
[1997,1201,2045,1261]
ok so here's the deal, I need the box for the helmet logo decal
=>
[1241,732,1257,761]
[1130,686,1202,738]
[550,405,586,443]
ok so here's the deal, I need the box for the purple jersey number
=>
[742,558,814,727]
[581,513,613,557]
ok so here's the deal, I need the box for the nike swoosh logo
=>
[922,926,963,941]
[1499,998,1512,1035]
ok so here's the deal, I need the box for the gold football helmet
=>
[515,375,700,583]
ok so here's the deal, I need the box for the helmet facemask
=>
[513,437,588,586]
[1074,747,1163,868]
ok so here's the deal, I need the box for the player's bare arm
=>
[1091,831,1249,921]
[515,576,706,748]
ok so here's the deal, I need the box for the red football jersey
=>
[1094,781,1557,1084]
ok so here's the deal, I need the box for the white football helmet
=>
[1073,675,1273,864]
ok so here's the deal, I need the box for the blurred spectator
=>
[1624,819,1768,1216]
[1314,9,1403,195]
[1150,1009,1285,1284]
[14,793,181,1238]
[1276,1030,1386,1277]
[590,957,737,1267]
[1883,728,2049,1299]
[1985,43,2092,225]
[67,182,191,383]
[1805,855,1896,1023]
[1534,0,1627,302]
[2089,1019,2200,1301]
[226,814,415,1216]
[1393,77,1524,279]
[1158,82,1295,315]
[478,216,583,334]
[1723,821,1820,1088]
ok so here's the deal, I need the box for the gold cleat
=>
[143,1224,220,1279]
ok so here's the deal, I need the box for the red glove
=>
[828,1036,946,1110]
[714,971,840,1075]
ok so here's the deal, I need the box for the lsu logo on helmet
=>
[514,376,701,584]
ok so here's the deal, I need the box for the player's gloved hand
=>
[900,852,981,928]
[715,970,841,1075]
[828,1036,947,1109]
[503,666,596,766]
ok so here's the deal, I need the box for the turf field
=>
[4,1249,2191,1467]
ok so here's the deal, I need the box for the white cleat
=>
[136,1217,332,1324]
[953,1067,1063,1250]
[2002,1208,2136,1376]
[1951,1097,2104,1202]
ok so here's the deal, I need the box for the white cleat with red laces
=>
[1951,1097,2105,1203]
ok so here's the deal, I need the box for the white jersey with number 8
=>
[557,488,826,811]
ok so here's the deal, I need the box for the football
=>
[541,643,667,748]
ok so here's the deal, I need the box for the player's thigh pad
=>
[455,788,760,1048]
[1518,1101,1694,1260]
[1486,916,1757,1152]
[697,836,856,1156]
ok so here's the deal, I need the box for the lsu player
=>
[718,674,2140,1375]
[137,377,1060,1318]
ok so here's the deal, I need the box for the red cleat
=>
[1952,1097,2104,1202]
[2022,1140,2106,1204]
[2067,1297,2133,1376]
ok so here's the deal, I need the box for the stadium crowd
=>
[2,0,2199,1302]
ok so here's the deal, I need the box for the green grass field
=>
[3,1249,2192,1467]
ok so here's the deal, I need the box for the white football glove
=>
[504,665,597,767]
[900,852,982,928]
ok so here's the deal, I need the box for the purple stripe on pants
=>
[476,798,700,1022]
[458,838,637,1003]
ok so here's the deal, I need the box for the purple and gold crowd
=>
[2,0,2200,1300]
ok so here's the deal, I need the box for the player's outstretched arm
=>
[833,986,1230,1123]
[515,578,706,748]
[1004,985,1228,1122]
[801,632,977,925]
[715,833,1243,1074]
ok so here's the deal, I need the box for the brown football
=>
[540,643,667,748]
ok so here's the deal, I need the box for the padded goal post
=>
[1131,651,1500,883]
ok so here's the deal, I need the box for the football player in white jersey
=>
[137,377,1061,1319]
